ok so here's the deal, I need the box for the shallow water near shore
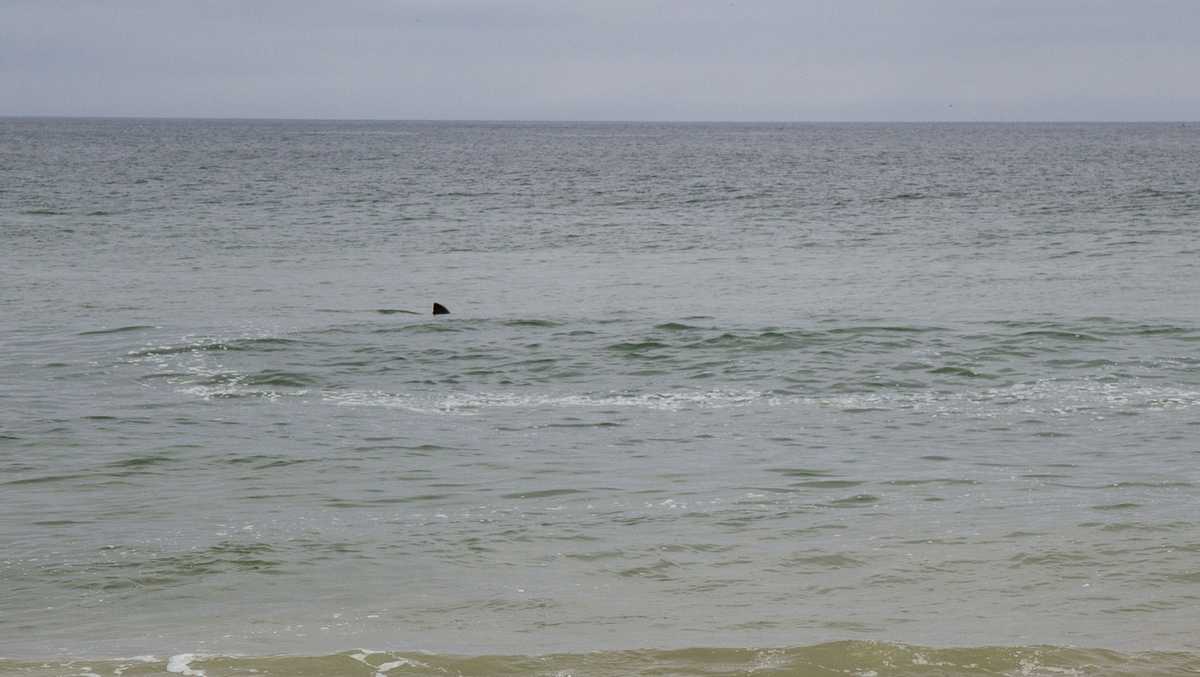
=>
[2,119,1199,672]
[3,643,1200,677]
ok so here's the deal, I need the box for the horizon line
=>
[1,114,1197,125]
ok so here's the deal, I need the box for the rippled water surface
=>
[2,119,1199,674]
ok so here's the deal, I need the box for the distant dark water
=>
[2,119,1199,673]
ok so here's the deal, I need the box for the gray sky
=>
[2,0,1197,121]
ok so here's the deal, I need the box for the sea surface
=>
[2,119,1199,676]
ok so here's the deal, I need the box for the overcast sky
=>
[2,0,1197,121]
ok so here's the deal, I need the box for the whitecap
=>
[166,654,206,676]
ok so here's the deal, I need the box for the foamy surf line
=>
[4,643,1199,676]
[326,389,766,414]
[324,382,1200,416]
[165,654,206,676]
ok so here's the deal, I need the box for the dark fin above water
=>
[432,303,450,315]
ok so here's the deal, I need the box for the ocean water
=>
[2,118,1199,676]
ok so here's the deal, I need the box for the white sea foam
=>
[179,384,295,401]
[1013,657,1085,676]
[819,380,1200,417]
[348,651,430,676]
[113,655,157,675]
[127,330,307,401]
[166,654,206,676]
[374,658,428,674]
[326,389,765,414]
[325,381,1200,418]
